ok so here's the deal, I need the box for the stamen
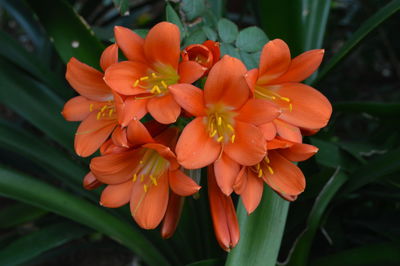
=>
[140,175,144,182]
[101,105,107,112]
[217,117,222,126]
[89,104,94,112]
[289,103,293,112]
[258,169,263,177]
[227,124,234,131]
[256,163,260,170]
[132,174,137,182]
[140,76,149,81]
[231,134,235,143]
[143,184,148,192]
[161,80,168,89]
[264,157,270,163]
[133,80,139,87]
[151,73,157,78]
[109,109,113,116]
[150,175,158,186]
[268,166,274,174]
[96,112,101,120]
[217,136,224,142]
[210,130,217,137]
[280,97,290,102]
[140,160,144,164]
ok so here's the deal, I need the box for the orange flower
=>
[62,44,134,156]
[104,22,207,124]
[182,40,221,74]
[90,124,200,229]
[208,165,239,251]
[170,55,280,195]
[161,192,184,239]
[234,137,318,214]
[245,39,332,142]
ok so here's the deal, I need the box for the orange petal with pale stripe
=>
[100,181,133,208]
[236,98,280,125]
[169,83,205,117]
[147,94,181,124]
[62,96,96,122]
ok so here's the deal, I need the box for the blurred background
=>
[0,0,399,265]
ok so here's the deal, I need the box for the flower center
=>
[132,64,179,97]
[251,156,274,178]
[89,101,116,120]
[255,85,293,112]
[131,148,170,192]
[206,104,236,144]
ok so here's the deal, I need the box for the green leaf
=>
[0,167,170,266]
[183,29,207,47]
[166,4,186,40]
[202,26,217,41]
[284,169,348,266]
[0,59,74,151]
[0,222,89,266]
[217,18,238,43]
[186,258,224,266]
[310,242,400,266]
[334,101,400,117]
[303,0,331,50]
[134,29,149,38]
[0,203,47,229]
[314,0,400,84]
[236,26,269,53]
[181,0,206,21]
[220,42,241,60]
[226,187,289,266]
[27,0,104,69]
[310,138,342,169]
[340,148,400,195]
[239,51,258,69]
[113,0,130,15]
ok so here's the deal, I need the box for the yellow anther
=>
[268,166,274,174]
[210,130,217,137]
[140,175,144,182]
[101,105,107,112]
[151,72,157,78]
[289,103,293,112]
[155,86,161,94]
[161,80,168,89]
[140,160,144,164]
[140,76,149,81]
[96,112,101,120]
[280,97,290,102]
[151,85,160,94]
[89,104,94,112]
[231,134,235,143]
[256,163,260,170]
[132,174,137,182]
[150,175,158,186]
[227,124,234,131]
[143,184,148,192]
[264,157,270,163]
[109,109,114,116]
[217,117,222,126]
[258,169,263,177]
[217,136,224,142]
[133,79,140,87]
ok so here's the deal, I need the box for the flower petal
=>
[90,150,140,184]
[161,192,184,239]
[114,26,146,63]
[178,61,207,83]
[147,94,181,124]
[74,112,116,157]
[169,170,201,196]
[62,96,95,121]
[113,93,147,127]
[104,61,149,95]
[204,55,249,109]
[142,143,178,169]
[169,83,205,116]
[279,143,318,162]
[272,49,324,83]
[144,22,180,69]
[258,39,291,84]
[214,154,240,195]
[273,119,302,143]
[130,172,169,229]
[83,171,102,190]
[100,181,133,208]
[263,150,305,195]
[100,43,118,72]
[236,99,280,125]
[176,117,222,169]
[127,119,154,147]
[66,58,112,101]
[275,83,332,129]
[224,121,266,166]
[258,122,277,141]
[241,170,264,214]
[244,69,259,94]
[111,126,129,148]
[233,166,247,194]
[208,167,240,251]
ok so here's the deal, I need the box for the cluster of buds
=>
[62,22,332,250]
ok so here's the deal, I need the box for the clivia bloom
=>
[62,44,132,156]
[234,137,318,214]
[90,123,201,229]
[170,55,280,195]
[182,40,221,75]
[245,39,332,142]
[104,22,207,124]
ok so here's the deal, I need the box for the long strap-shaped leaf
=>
[0,167,170,266]
[225,186,289,266]
[314,0,400,84]
[283,169,348,266]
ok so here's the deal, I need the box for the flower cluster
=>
[62,22,332,250]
